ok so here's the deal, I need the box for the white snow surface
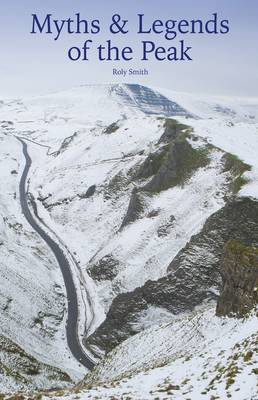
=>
[0,135,87,392]
[0,84,239,317]
[0,83,258,395]
[42,307,258,400]
[158,88,258,199]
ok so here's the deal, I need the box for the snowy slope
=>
[158,87,258,122]
[0,83,258,395]
[0,84,197,390]
[158,88,258,198]
[38,306,258,400]
[1,83,257,326]
[0,133,89,392]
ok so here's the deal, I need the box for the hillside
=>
[0,84,257,398]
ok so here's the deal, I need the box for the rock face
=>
[0,334,72,392]
[88,254,120,282]
[103,122,119,134]
[216,240,258,317]
[143,138,208,193]
[134,145,169,180]
[158,118,190,143]
[120,188,148,228]
[121,120,209,229]
[79,185,96,199]
[86,198,258,353]
[84,120,254,355]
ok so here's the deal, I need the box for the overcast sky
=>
[1,0,258,98]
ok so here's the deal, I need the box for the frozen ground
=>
[0,84,257,395]
[40,306,258,400]
[0,134,87,392]
[159,88,258,198]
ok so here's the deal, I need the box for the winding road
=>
[18,138,95,370]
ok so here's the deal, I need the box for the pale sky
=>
[1,0,257,97]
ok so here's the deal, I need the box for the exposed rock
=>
[158,118,191,144]
[85,290,148,352]
[85,122,256,354]
[79,185,96,199]
[55,132,78,155]
[121,130,210,229]
[103,122,119,134]
[133,145,169,180]
[41,196,74,210]
[157,215,176,237]
[88,255,120,282]
[103,172,129,200]
[120,188,149,229]
[86,198,258,354]
[222,153,251,194]
[168,198,258,276]
[144,138,209,193]
[147,208,161,218]
[216,240,258,317]
[0,335,72,392]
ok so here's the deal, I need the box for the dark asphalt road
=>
[18,138,95,370]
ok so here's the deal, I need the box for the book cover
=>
[0,1,257,399]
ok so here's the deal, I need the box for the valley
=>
[0,83,257,399]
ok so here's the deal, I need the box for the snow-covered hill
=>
[0,134,86,392]
[0,83,257,396]
[54,307,257,400]
[10,306,257,400]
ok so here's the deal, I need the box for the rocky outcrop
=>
[216,240,258,317]
[88,255,120,282]
[143,138,209,193]
[133,145,169,180]
[120,189,149,228]
[55,132,78,155]
[158,118,191,144]
[85,120,254,353]
[0,334,72,392]
[103,122,119,134]
[222,153,251,195]
[104,172,129,201]
[79,185,96,199]
[121,121,209,229]
[86,198,258,354]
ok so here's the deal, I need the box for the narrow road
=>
[18,138,95,370]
